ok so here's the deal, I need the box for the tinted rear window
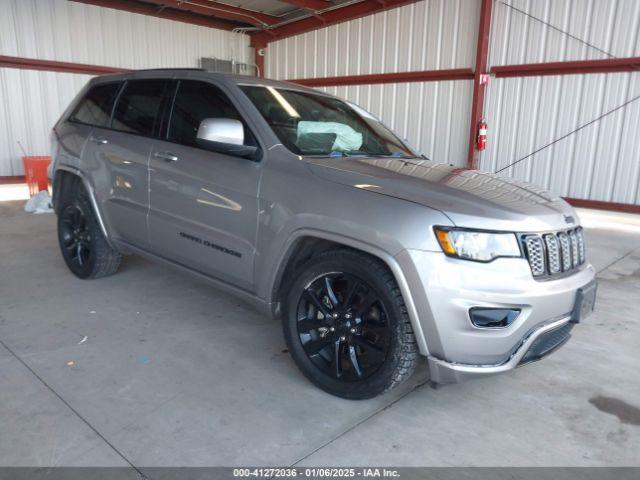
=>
[70,83,121,127]
[111,80,169,136]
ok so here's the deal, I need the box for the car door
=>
[87,79,172,248]
[60,81,121,190]
[148,79,262,291]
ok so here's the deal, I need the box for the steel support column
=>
[466,0,493,169]
[251,38,267,78]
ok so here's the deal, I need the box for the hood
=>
[305,157,578,232]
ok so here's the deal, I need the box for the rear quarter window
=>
[69,82,121,127]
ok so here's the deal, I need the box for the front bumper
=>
[396,249,596,383]
[427,315,574,383]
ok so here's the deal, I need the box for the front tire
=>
[57,185,121,279]
[283,250,418,399]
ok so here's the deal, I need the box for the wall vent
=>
[200,57,256,76]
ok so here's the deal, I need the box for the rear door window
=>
[111,80,170,137]
[70,82,121,127]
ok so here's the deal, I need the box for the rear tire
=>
[57,184,121,279]
[283,250,418,399]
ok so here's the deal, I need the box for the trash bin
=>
[22,156,51,197]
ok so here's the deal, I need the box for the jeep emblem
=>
[564,215,575,224]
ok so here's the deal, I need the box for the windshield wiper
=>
[310,151,418,159]
[330,151,348,157]
[337,151,415,158]
[357,153,418,159]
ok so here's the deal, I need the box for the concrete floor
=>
[1,200,639,468]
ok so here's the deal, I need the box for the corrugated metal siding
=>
[483,0,640,205]
[264,0,640,204]
[266,0,480,79]
[320,81,473,166]
[0,0,250,69]
[0,68,91,176]
[265,0,478,166]
[490,0,640,66]
[480,72,640,204]
[0,0,251,176]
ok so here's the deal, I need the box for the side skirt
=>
[113,239,273,318]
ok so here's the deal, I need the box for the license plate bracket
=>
[570,280,597,324]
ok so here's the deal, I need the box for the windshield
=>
[240,85,416,158]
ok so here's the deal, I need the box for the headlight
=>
[434,227,521,262]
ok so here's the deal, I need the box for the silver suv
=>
[51,70,597,399]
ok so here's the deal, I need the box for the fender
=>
[270,228,430,356]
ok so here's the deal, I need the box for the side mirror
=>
[196,118,258,159]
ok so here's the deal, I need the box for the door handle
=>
[154,151,179,162]
[89,136,108,145]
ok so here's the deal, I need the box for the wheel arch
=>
[270,229,430,356]
[52,166,115,249]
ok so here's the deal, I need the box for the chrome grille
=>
[557,232,572,272]
[569,230,580,267]
[544,234,561,274]
[524,236,545,277]
[522,227,586,279]
[576,227,585,263]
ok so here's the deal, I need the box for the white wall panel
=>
[480,72,640,204]
[320,81,473,166]
[0,0,251,176]
[264,0,478,166]
[0,68,90,176]
[266,0,480,79]
[0,0,250,69]
[490,0,640,66]
[484,0,640,205]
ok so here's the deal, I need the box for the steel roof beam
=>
[492,57,640,77]
[290,68,475,87]
[0,55,127,75]
[70,0,244,30]
[251,0,419,44]
[143,0,280,26]
[277,0,329,12]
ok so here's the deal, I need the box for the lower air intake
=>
[520,322,573,365]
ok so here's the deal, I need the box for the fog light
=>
[469,308,520,328]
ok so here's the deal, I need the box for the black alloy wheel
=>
[283,250,418,399]
[60,203,93,271]
[57,183,122,279]
[296,273,391,381]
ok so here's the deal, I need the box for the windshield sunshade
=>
[240,85,415,158]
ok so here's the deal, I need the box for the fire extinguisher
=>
[477,120,487,151]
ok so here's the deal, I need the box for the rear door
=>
[57,82,120,192]
[86,79,172,248]
[148,79,262,291]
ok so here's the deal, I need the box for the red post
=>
[467,0,493,169]
[251,36,267,78]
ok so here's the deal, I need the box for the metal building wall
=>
[489,0,640,65]
[265,0,479,166]
[0,0,251,176]
[480,0,640,204]
[319,82,473,166]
